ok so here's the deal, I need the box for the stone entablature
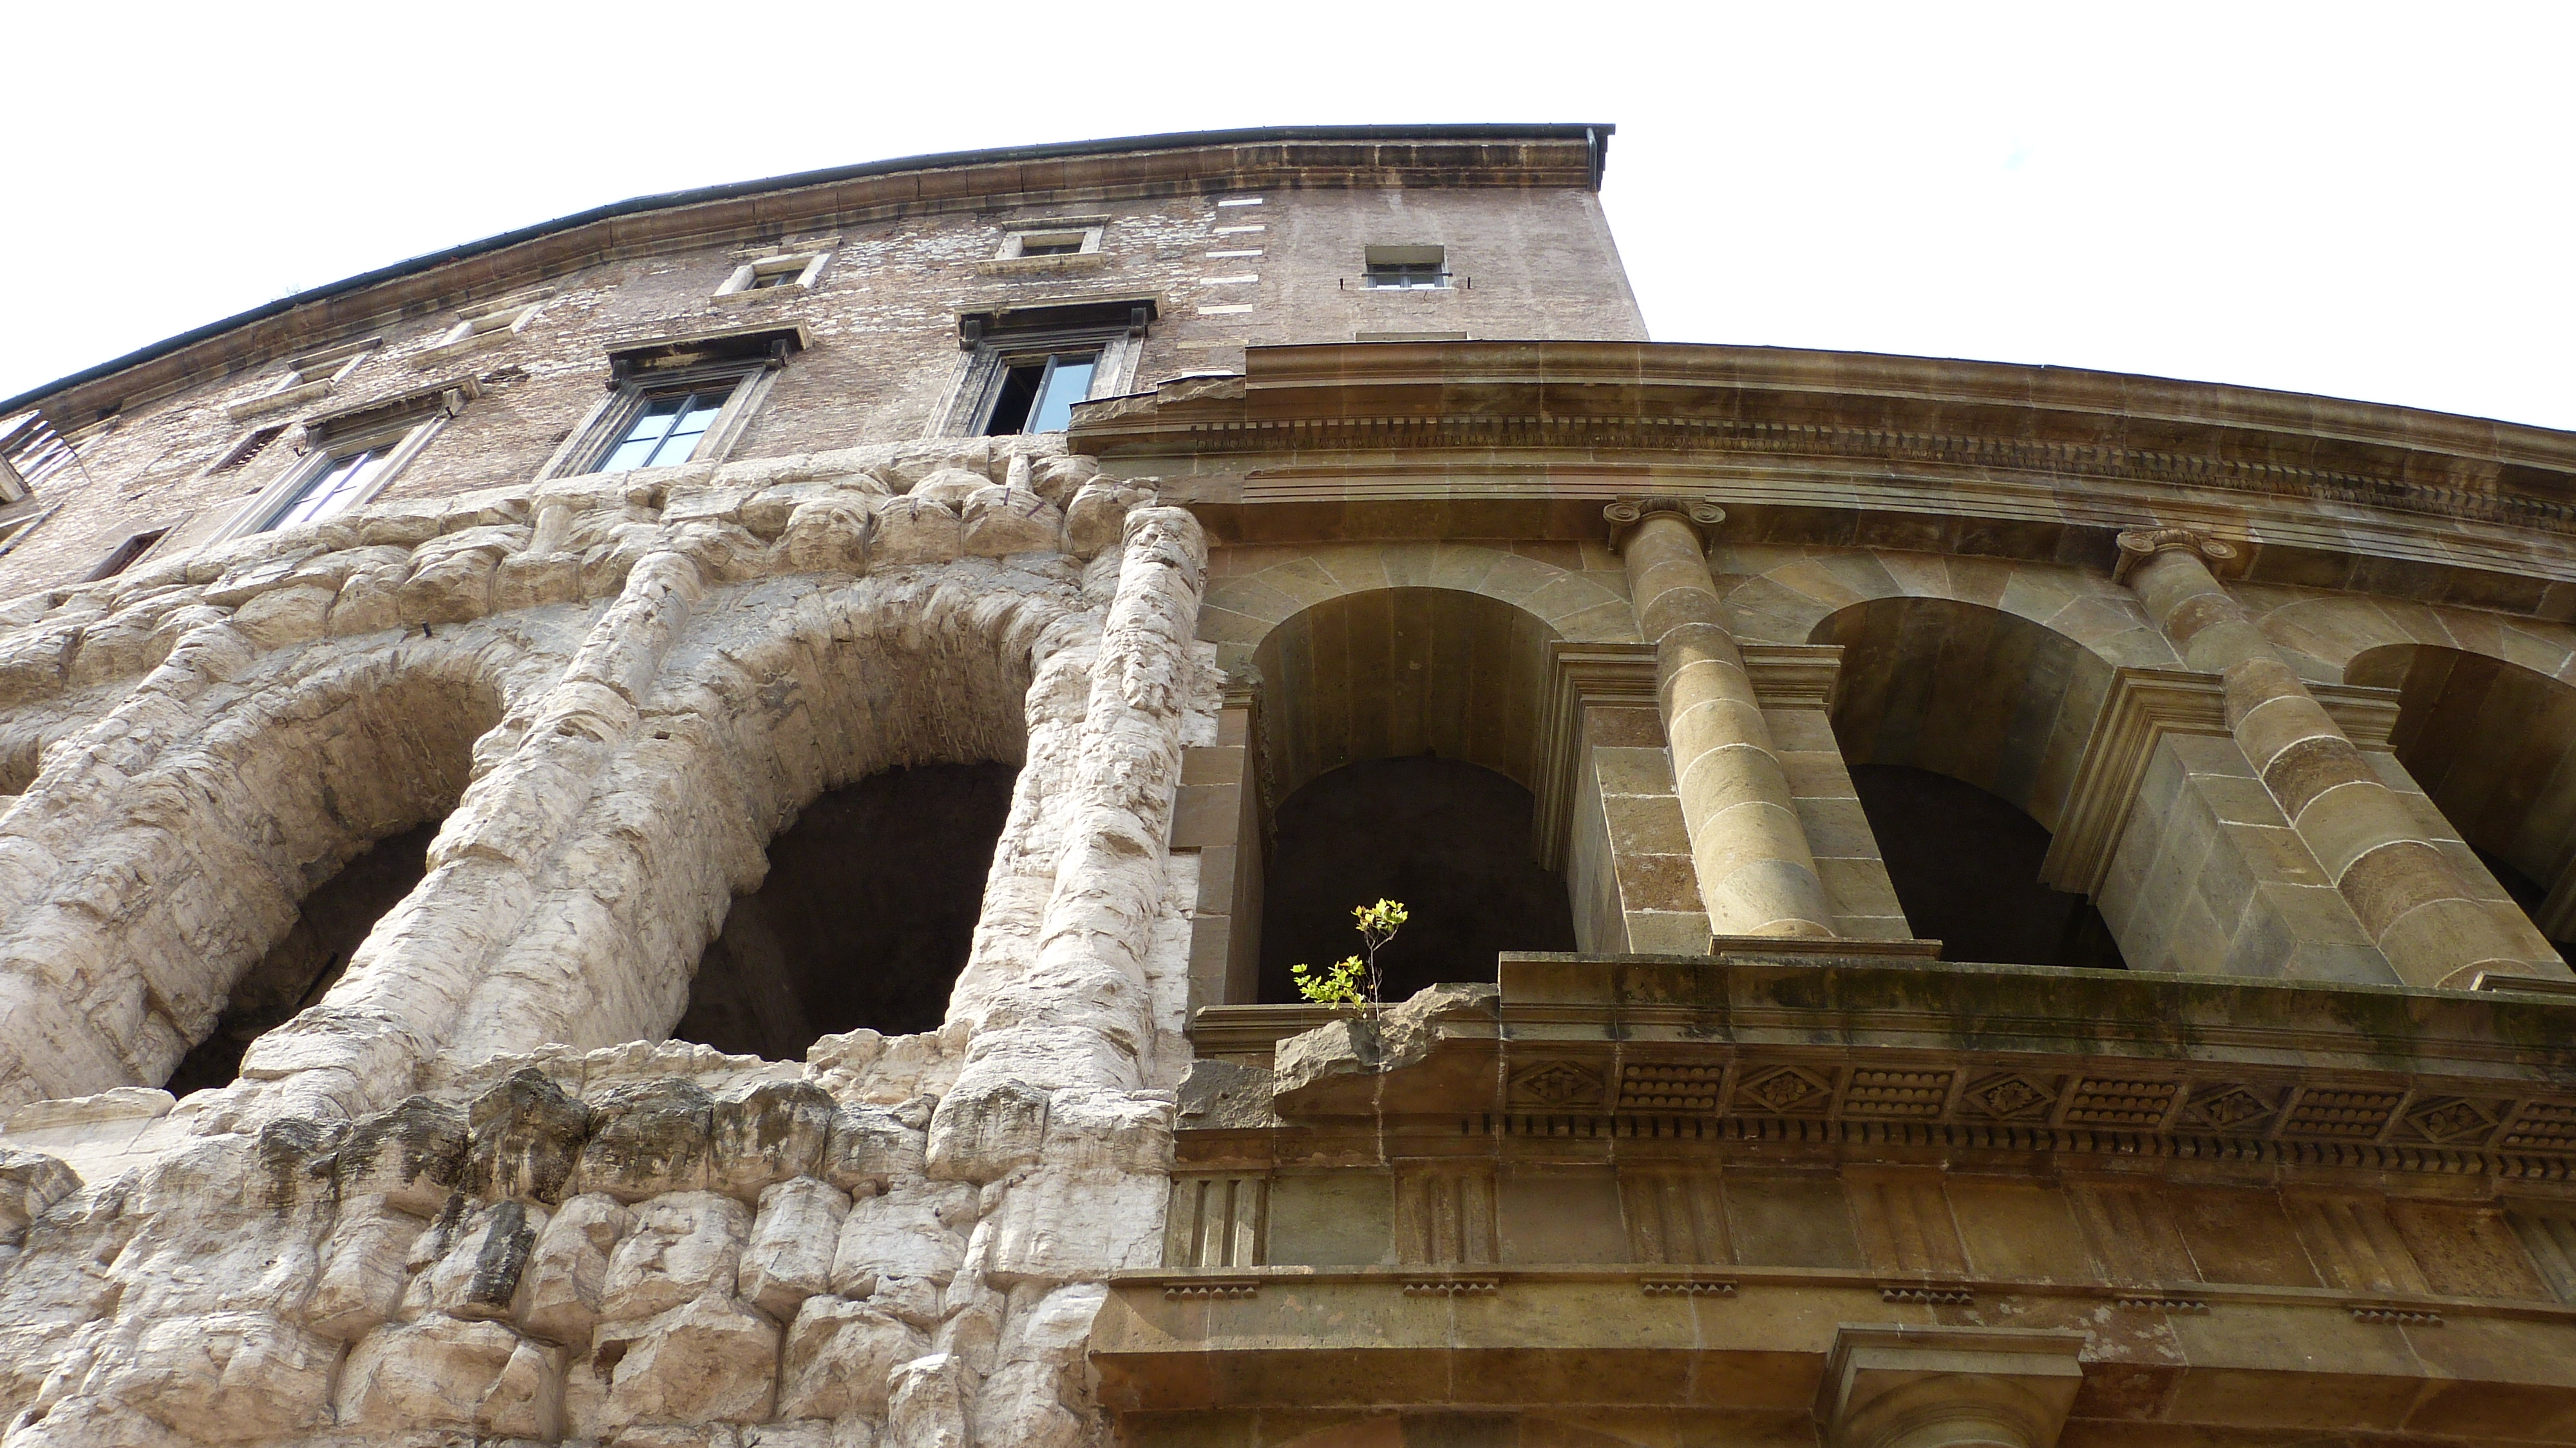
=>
[1105,955,2576,1442]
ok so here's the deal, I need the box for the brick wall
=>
[0,179,1640,599]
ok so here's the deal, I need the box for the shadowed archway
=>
[1814,596,2124,968]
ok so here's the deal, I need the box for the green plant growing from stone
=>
[1291,899,1409,1014]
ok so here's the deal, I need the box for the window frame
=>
[937,298,1154,437]
[212,412,445,543]
[223,336,382,421]
[410,288,553,370]
[714,251,831,299]
[1361,244,1452,291]
[537,324,808,481]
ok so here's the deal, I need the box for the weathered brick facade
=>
[8,124,2576,1448]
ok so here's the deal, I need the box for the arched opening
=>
[2349,643,2576,953]
[1849,765,2123,969]
[671,761,1017,1060]
[1260,757,1577,1002]
[155,654,504,1091]
[166,822,437,1093]
[1250,587,1578,1002]
[1814,596,2125,969]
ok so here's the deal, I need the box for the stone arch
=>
[1716,548,2179,672]
[1198,540,1639,669]
[1808,596,2126,967]
[0,635,516,1103]
[2347,642,2576,944]
[1245,585,1581,1000]
[416,566,1084,1067]
[2239,585,2576,689]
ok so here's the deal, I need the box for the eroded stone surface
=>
[0,450,1200,1448]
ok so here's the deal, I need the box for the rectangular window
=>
[263,446,392,531]
[715,253,829,297]
[941,299,1150,438]
[983,354,1098,435]
[1363,244,1450,290]
[211,381,473,546]
[601,388,733,472]
[540,324,807,480]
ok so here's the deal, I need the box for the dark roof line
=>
[1,124,1613,419]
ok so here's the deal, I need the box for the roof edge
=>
[0,124,1611,421]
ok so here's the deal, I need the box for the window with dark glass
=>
[749,269,801,289]
[983,353,1097,435]
[601,388,731,472]
[1365,262,1446,289]
[1362,244,1450,290]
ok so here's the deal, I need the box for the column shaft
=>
[2121,533,2561,988]
[1616,505,1836,939]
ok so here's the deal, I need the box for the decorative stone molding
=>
[1604,495,1725,553]
[1815,1326,2087,1448]
[1741,642,1844,712]
[2041,665,2401,896]
[1532,640,1656,872]
[2112,525,2242,585]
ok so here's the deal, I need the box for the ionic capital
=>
[1605,495,1726,553]
[2112,526,2240,586]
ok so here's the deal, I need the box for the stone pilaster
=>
[2116,528,2564,989]
[1816,1326,2087,1448]
[1609,498,1835,940]
[942,504,1209,1114]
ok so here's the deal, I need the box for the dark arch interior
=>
[1258,756,1577,1004]
[674,762,1016,1060]
[167,821,440,1094]
[1850,765,2124,969]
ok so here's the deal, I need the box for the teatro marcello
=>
[1,124,2575,1448]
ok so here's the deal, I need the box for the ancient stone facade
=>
[5,124,2576,1448]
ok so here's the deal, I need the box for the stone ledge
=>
[1093,1269,2576,1433]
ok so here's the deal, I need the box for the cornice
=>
[1074,342,2576,539]
[10,129,1607,424]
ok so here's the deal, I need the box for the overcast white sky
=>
[5,4,2571,428]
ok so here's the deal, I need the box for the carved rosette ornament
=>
[1605,496,1726,553]
[2111,526,2240,586]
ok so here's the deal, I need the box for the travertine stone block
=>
[831,1180,976,1291]
[466,1068,589,1205]
[579,1080,717,1201]
[337,1313,562,1438]
[712,1081,834,1199]
[779,1297,927,1420]
[515,1192,633,1345]
[594,1293,781,1430]
[600,1191,751,1322]
[742,1177,851,1320]
[823,1103,927,1195]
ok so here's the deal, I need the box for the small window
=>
[409,291,549,369]
[1363,245,1449,290]
[715,253,828,297]
[983,353,1098,435]
[990,223,1106,263]
[601,388,734,472]
[86,528,170,580]
[225,337,382,419]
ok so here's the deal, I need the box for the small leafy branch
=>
[1290,899,1408,1015]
